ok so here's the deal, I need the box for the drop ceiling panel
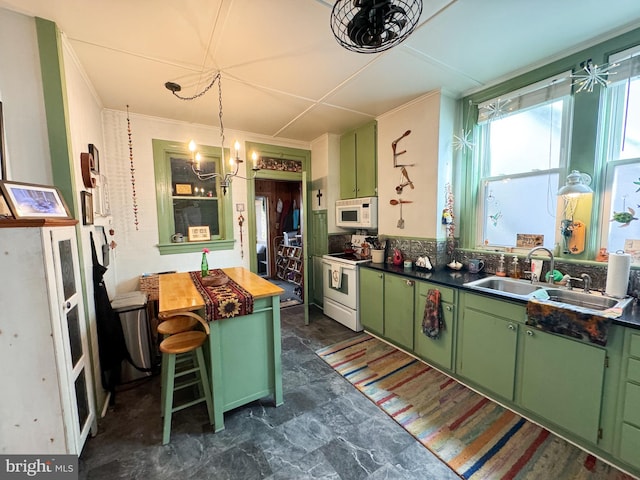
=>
[406,0,640,86]
[325,48,480,115]
[277,103,375,141]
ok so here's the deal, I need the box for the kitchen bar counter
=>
[159,268,284,432]
[361,262,640,330]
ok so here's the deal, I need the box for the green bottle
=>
[201,252,209,277]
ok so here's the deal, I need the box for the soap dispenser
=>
[496,254,506,277]
[510,255,521,279]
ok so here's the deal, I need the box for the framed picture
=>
[0,180,71,219]
[81,191,93,225]
[188,225,211,242]
[88,144,100,174]
[173,182,193,196]
[0,102,6,180]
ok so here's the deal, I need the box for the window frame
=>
[598,46,640,254]
[152,139,234,255]
[473,82,573,250]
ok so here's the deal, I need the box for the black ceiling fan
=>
[330,0,423,54]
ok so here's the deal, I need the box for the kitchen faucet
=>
[526,246,555,284]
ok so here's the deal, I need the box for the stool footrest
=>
[172,396,207,413]
[174,378,201,391]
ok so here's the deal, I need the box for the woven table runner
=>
[189,270,254,321]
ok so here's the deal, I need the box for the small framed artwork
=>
[81,191,93,225]
[88,144,100,174]
[173,182,194,196]
[100,174,111,215]
[0,180,71,219]
[188,225,211,242]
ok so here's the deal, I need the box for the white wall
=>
[0,8,51,184]
[310,133,341,231]
[61,34,112,414]
[377,91,444,238]
[101,109,308,294]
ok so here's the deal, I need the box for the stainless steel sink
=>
[544,289,631,312]
[463,276,543,298]
[463,276,633,313]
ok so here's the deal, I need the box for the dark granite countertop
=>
[361,262,640,330]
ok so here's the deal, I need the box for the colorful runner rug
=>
[190,270,254,321]
[316,334,634,480]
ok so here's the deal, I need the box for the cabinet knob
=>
[406,280,414,287]
[445,305,453,312]
[526,330,534,336]
[378,274,383,278]
[508,323,516,330]
[65,301,71,310]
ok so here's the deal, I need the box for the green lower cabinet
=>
[384,274,415,350]
[457,296,519,400]
[311,256,324,307]
[620,423,640,469]
[520,327,605,444]
[414,281,455,371]
[360,268,384,334]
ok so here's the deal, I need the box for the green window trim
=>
[153,139,234,255]
[457,27,640,259]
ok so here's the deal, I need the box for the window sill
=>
[157,239,235,255]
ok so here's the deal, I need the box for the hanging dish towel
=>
[331,263,343,289]
[422,289,443,339]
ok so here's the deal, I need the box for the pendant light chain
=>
[217,74,225,160]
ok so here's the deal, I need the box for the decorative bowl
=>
[201,273,229,287]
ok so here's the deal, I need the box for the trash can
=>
[111,291,153,383]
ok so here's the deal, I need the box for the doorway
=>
[255,179,303,307]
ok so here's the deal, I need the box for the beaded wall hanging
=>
[126,105,139,230]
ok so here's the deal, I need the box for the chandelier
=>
[330,0,423,54]
[165,72,259,194]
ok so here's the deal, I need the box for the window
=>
[600,45,640,261]
[475,73,572,249]
[153,139,234,254]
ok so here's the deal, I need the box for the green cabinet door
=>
[311,256,324,307]
[520,327,605,443]
[340,131,357,199]
[355,122,377,198]
[414,282,455,371]
[340,122,377,199]
[360,268,384,334]
[309,210,328,256]
[457,304,518,400]
[384,274,414,350]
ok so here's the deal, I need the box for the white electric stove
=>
[322,234,373,331]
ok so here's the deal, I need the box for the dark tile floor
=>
[79,305,459,480]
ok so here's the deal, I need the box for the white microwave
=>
[336,197,378,229]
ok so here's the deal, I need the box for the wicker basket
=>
[139,274,159,301]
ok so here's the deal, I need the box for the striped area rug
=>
[316,334,635,480]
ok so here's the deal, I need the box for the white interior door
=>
[49,227,96,454]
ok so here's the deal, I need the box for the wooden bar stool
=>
[157,313,200,414]
[158,311,213,445]
[157,314,198,336]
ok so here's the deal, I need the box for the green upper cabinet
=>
[340,121,377,199]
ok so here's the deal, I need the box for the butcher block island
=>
[159,267,284,432]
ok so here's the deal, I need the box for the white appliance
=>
[336,197,378,229]
[322,234,372,331]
